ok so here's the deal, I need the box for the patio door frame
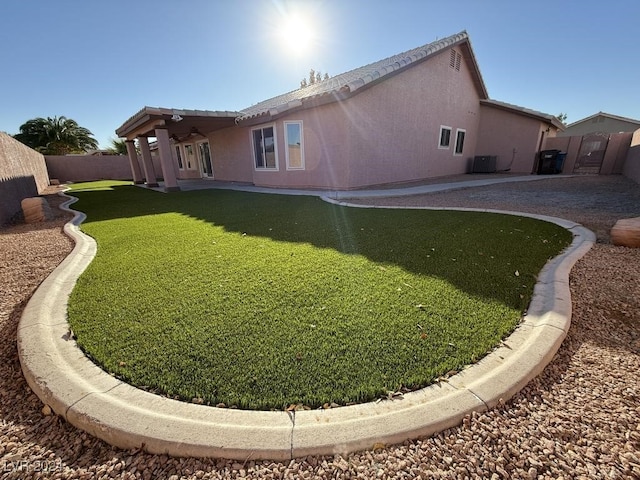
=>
[197,140,214,178]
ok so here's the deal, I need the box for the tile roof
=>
[116,31,488,136]
[480,99,565,130]
[116,107,241,138]
[237,30,479,121]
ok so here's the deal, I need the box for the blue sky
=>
[1,0,638,149]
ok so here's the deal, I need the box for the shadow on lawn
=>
[69,185,572,310]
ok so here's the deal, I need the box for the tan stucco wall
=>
[176,167,201,180]
[0,132,49,225]
[249,101,351,189]
[341,46,481,187]
[477,105,554,174]
[45,155,162,182]
[208,127,255,183]
[171,129,255,183]
[239,46,483,190]
[623,128,640,183]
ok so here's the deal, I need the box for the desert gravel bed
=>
[1,177,639,479]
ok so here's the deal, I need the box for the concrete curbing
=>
[18,190,595,460]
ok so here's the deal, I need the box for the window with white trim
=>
[454,129,466,155]
[252,125,277,169]
[438,126,452,149]
[174,145,184,169]
[284,121,304,170]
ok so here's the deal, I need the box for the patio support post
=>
[125,140,144,184]
[155,127,180,192]
[138,136,159,187]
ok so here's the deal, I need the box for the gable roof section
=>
[480,99,565,130]
[116,31,489,138]
[237,30,488,123]
[565,111,640,129]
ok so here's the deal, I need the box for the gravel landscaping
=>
[1,176,639,479]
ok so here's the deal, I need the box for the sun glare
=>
[279,13,314,55]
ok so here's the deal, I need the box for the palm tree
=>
[14,116,98,155]
[106,138,129,155]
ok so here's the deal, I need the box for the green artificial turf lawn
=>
[67,182,572,410]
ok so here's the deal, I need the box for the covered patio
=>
[115,107,240,192]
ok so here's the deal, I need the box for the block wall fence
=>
[0,132,49,225]
[623,129,640,184]
[45,155,164,183]
[543,131,636,179]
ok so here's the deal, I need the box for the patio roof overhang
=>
[115,107,241,141]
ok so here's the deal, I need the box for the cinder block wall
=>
[46,155,133,182]
[0,132,49,226]
[544,132,633,175]
[45,155,164,183]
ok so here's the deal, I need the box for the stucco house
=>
[116,31,563,192]
[559,112,640,137]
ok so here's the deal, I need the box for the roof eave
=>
[115,106,156,138]
[480,100,564,130]
[116,107,242,139]
[237,88,352,126]
[458,39,489,100]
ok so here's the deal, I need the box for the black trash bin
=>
[555,152,567,173]
[537,149,565,174]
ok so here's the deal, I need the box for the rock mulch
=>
[0,177,638,479]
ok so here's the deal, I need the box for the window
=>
[284,121,304,170]
[183,144,195,169]
[174,145,184,169]
[454,129,466,155]
[252,125,277,169]
[438,126,452,149]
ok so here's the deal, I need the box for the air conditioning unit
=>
[472,155,497,173]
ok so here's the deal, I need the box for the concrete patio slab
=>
[17,177,594,460]
[145,174,577,199]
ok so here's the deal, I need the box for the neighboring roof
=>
[237,30,488,123]
[565,111,640,128]
[85,149,116,156]
[480,99,565,130]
